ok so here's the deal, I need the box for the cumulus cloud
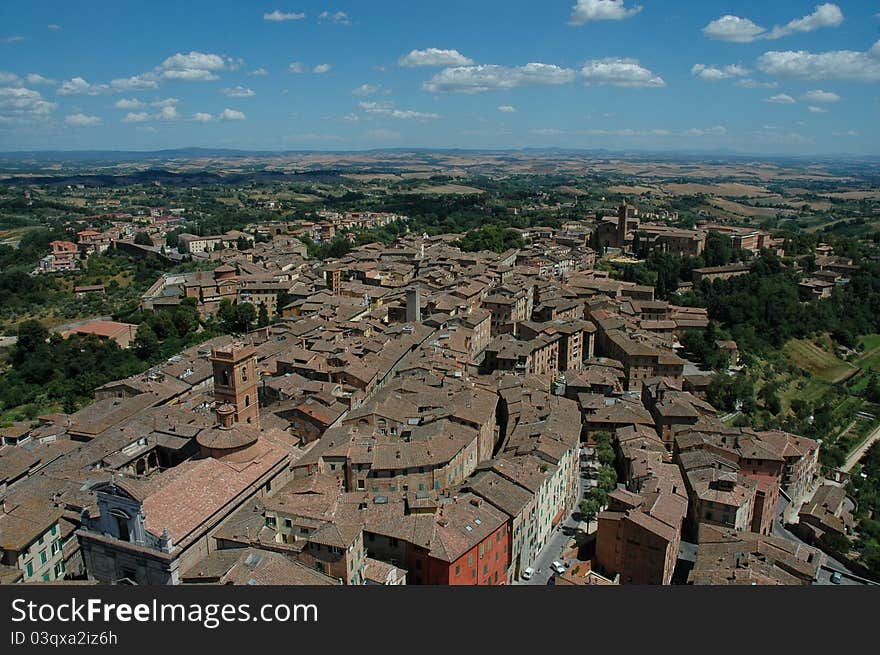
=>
[691,63,750,81]
[568,0,642,25]
[58,76,110,96]
[249,68,269,76]
[0,86,57,123]
[192,112,214,122]
[803,89,840,103]
[352,84,381,96]
[423,63,575,93]
[122,111,150,123]
[318,11,351,25]
[159,51,234,81]
[357,100,441,120]
[221,86,255,97]
[703,15,766,42]
[26,73,55,85]
[289,62,306,74]
[703,4,844,42]
[313,64,332,74]
[498,105,517,113]
[808,106,828,113]
[766,3,843,39]
[65,113,102,126]
[765,93,797,104]
[219,108,246,121]
[399,48,474,68]
[115,98,145,109]
[263,10,306,21]
[580,58,665,87]
[111,74,159,91]
[154,105,181,121]
[757,43,880,81]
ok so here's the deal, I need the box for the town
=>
[3,164,879,588]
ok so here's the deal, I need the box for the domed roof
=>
[196,424,258,452]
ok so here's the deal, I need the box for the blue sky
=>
[1,1,879,154]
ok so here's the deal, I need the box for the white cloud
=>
[192,112,214,122]
[765,93,797,104]
[737,78,778,89]
[159,51,233,81]
[530,128,565,136]
[249,68,269,76]
[122,111,150,123]
[757,44,880,81]
[219,108,246,121]
[703,15,766,42]
[352,84,381,96]
[423,63,575,93]
[704,4,844,42]
[753,130,812,145]
[263,10,306,22]
[580,58,665,87]
[0,72,20,85]
[682,126,728,137]
[65,113,102,126]
[498,105,517,113]
[357,100,441,120]
[313,63,332,74]
[1,36,26,44]
[150,97,178,108]
[568,0,642,25]
[115,98,145,109]
[807,105,828,113]
[155,105,181,121]
[399,48,474,67]
[802,89,841,103]
[832,130,858,136]
[47,24,62,30]
[0,86,57,123]
[691,63,750,81]
[318,11,351,25]
[26,73,55,85]
[766,3,844,40]
[289,62,306,74]
[58,76,110,96]
[221,86,255,97]
[111,74,159,91]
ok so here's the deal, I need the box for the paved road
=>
[841,422,880,473]
[772,495,865,585]
[518,474,590,586]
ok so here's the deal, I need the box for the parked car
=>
[830,571,842,584]
[551,561,567,574]
[521,567,534,581]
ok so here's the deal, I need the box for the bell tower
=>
[210,342,260,428]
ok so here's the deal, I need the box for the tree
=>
[134,231,153,246]
[257,302,270,328]
[14,320,49,364]
[133,323,159,360]
[218,300,256,334]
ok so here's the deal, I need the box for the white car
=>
[521,567,534,581]
[551,561,567,574]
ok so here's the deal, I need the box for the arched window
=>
[109,509,131,542]
[221,369,230,386]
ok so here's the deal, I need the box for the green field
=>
[857,334,880,372]
[784,338,858,383]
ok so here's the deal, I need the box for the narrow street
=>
[841,422,880,473]
[518,468,591,585]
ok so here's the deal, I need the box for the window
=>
[25,562,33,577]
[455,565,460,575]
